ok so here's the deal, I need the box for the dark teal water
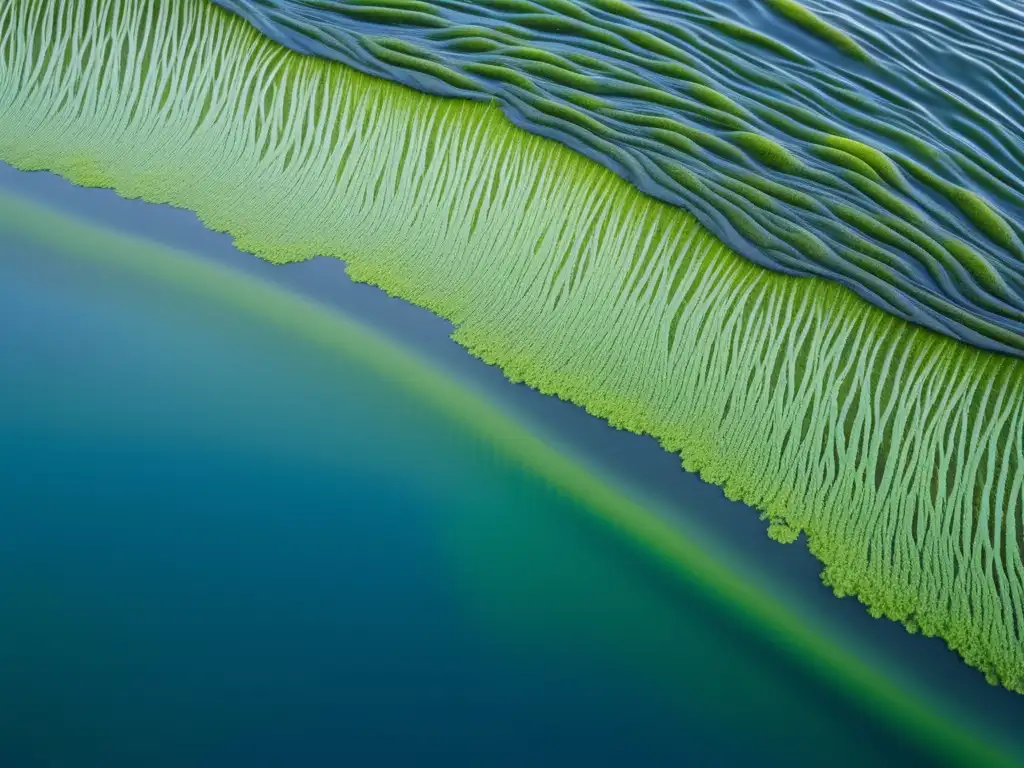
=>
[0,195,1008,766]
[213,0,1024,355]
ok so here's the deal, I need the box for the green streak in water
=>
[1,189,1018,768]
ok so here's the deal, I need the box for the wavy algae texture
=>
[212,0,1024,356]
[1,0,1023,693]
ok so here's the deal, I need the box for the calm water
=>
[0,192,1011,766]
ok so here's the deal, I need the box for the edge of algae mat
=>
[0,0,1022,694]
[0,189,1019,768]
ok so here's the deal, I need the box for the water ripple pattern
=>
[211,0,1024,356]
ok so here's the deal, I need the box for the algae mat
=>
[215,0,1024,355]
[0,0,1021,694]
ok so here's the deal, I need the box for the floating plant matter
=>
[0,0,1021,694]
[213,0,1024,355]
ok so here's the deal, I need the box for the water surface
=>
[0,192,1017,766]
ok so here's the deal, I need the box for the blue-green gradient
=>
[0,194,1018,767]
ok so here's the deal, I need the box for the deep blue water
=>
[6,162,1024,746]
[0,190,1000,766]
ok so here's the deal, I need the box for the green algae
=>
[632,122,750,167]
[425,25,521,45]
[708,19,808,64]
[755,94,842,136]
[821,135,907,190]
[363,39,480,88]
[840,173,923,224]
[740,174,824,213]
[585,0,647,23]
[946,186,1022,256]
[762,0,870,61]
[320,4,447,26]
[514,14,622,47]
[730,132,803,173]
[480,0,537,11]
[942,237,1014,299]
[684,84,749,118]
[440,36,502,54]
[899,157,1024,254]
[335,0,443,15]
[812,146,885,185]
[1,0,1023,700]
[501,45,584,70]
[532,97,613,137]
[463,62,539,92]
[515,59,601,90]
[204,0,1024,357]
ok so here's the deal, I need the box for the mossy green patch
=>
[463,62,539,91]
[812,145,884,184]
[730,131,804,173]
[822,135,906,189]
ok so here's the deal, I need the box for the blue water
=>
[0,196,981,766]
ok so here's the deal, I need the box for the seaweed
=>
[761,0,871,62]
[730,131,804,173]
[25,0,1024,359]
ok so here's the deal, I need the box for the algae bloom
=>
[0,0,1021,697]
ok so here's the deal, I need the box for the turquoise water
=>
[214,0,1024,354]
[1,194,1017,766]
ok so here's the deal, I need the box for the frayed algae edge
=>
[1,0,1021,697]
[0,188,1020,768]
[16,140,1022,698]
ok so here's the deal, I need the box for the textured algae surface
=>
[212,0,1024,356]
[1,0,1023,695]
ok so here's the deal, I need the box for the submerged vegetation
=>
[761,0,870,61]
[0,0,1022,698]
[213,0,1024,356]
